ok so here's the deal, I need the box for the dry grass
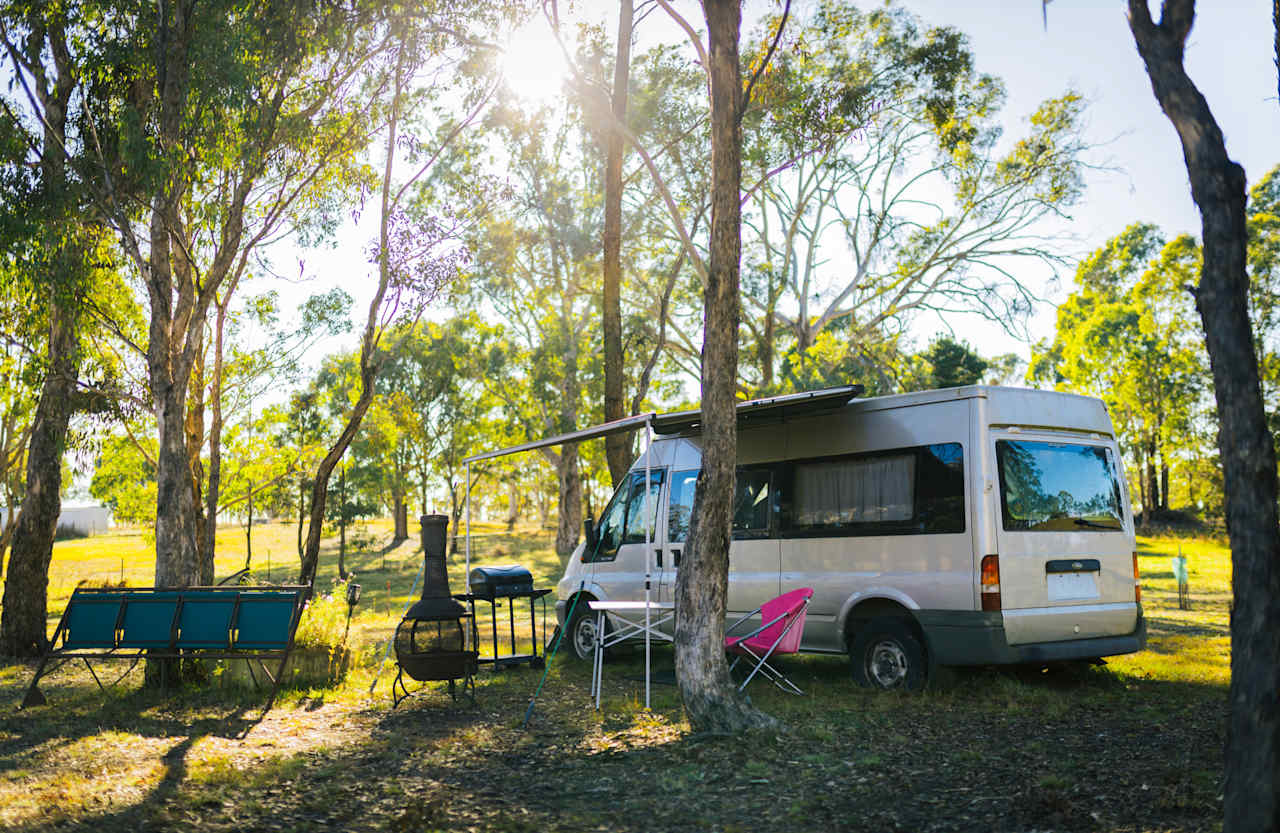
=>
[0,522,1231,832]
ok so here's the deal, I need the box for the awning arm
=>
[463,411,658,464]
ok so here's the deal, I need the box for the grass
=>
[0,521,1231,832]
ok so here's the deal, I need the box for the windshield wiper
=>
[1074,518,1120,530]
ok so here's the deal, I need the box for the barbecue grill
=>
[391,515,477,707]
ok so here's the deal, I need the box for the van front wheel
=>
[850,618,926,691]
[566,605,602,662]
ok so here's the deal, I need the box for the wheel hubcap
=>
[867,639,908,688]
[573,617,597,658]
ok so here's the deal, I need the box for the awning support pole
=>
[644,417,652,710]
[465,460,472,593]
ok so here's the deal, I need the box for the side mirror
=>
[583,517,597,548]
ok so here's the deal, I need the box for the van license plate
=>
[1046,572,1099,602]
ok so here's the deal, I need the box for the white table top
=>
[587,600,674,611]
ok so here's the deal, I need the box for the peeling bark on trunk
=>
[673,0,776,733]
[0,309,78,657]
[603,0,634,489]
[1129,2,1280,828]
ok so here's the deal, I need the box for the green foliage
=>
[922,336,987,389]
[1031,223,1207,514]
[90,434,158,526]
[293,581,357,653]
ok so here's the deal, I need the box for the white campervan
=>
[554,385,1145,689]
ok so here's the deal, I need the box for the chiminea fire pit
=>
[391,515,477,707]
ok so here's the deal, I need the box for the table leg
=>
[593,609,605,709]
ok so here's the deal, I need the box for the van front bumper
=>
[919,605,1147,666]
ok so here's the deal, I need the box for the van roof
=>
[841,385,1114,436]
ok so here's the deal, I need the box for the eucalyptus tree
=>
[1031,224,1206,517]
[40,0,400,594]
[0,1,124,655]
[735,0,1087,391]
[1127,1,1280,825]
[0,278,39,574]
[377,315,502,554]
[452,89,607,559]
[199,287,350,581]
[296,5,509,588]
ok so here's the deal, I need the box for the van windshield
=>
[996,440,1125,532]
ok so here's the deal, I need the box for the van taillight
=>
[1133,552,1141,603]
[980,555,1001,611]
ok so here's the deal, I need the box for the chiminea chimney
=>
[405,514,465,619]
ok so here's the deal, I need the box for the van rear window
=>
[996,440,1124,532]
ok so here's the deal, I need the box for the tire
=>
[565,602,603,662]
[850,617,927,691]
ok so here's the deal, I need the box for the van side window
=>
[794,454,915,526]
[588,470,667,562]
[667,469,700,544]
[667,468,777,542]
[732,469,773,538]
[622,470,665,544]
[589,478,631,561]
[917,443,966,533]
[783,443,965,536]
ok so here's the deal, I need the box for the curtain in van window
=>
[794,454,916,527]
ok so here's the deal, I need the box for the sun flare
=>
[500,24,571,106]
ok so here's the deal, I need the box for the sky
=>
[285,0,1279,381]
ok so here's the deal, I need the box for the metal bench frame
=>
[21,585,309,711]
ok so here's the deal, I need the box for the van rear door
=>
[991,435,1138,645]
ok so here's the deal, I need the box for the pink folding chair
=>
[724,587,813,694]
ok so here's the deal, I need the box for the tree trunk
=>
[297,475,307,561]
[1146,436,1159,516]
[204,286,235,583]
[185,330,209,583]
[673,0,776,733]
[554,445,583,558]
[337,463,347,580]
[506,479,519,531]
[153,367,201,588]
[245,480,254,570]
[602,0,635,489]
[1129,3,1280,829]
[395,500,408,541]
[0,8,82,657]
[0,308,78,657]
[301,395,371,588]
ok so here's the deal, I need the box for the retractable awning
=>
[462,383,864,463]
[651,383,864,435]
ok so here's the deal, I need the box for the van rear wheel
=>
[850,617,926,691]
